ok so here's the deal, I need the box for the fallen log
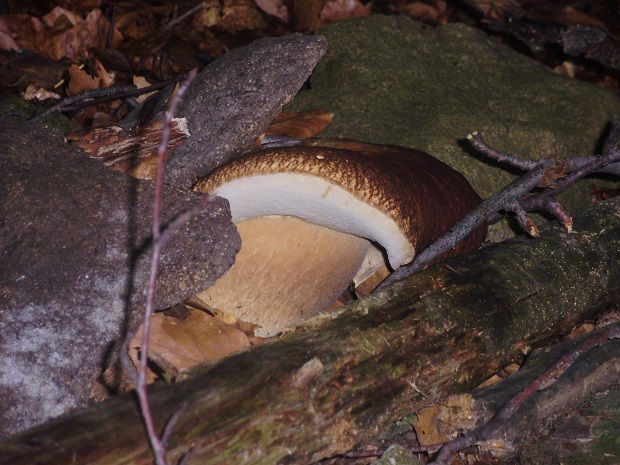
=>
[1,198,619,465]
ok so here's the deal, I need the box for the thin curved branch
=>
[30,76,186,121]
[379,123,620,288]
[380,162,547,286]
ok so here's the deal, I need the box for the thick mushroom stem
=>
[196,215,371,337]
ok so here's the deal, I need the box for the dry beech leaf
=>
[412,394,477,446]
[47,9,122,62]
[411,403,443,445]
[564,322,596,340]
[94,59,112,88]
[475,374,504,389]
[255,0,290,22]
[319,0,372,25]
[220,0,270,32]
[193,0,268,33]
[132,76,154,103]
[22,84,61,101]
[129,308,251,379]
[0,22,19,51]
[395,1,448,25]
[286,0,327,32]
[67,64,100,96]
[114,6,174,40]
[0,8,120,62]
[265,109,334,139]
[499,362,521,377]
[462,0,520,17]
[42,6,82,28]
[553,6,608,30]
[0,15,46,54]
[589,184,620,203]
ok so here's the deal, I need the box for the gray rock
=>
[164,33,328,189]
[0,122,240,437]
[286,15,620,240]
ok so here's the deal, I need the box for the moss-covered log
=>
[1,199,619,465]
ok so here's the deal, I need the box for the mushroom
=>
[193,139,486,337]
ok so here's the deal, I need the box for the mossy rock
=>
[0,91,69,132]
[287,15,620,241]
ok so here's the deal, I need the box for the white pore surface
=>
[214,173,415,269]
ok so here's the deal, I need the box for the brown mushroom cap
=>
[194,140,485,268]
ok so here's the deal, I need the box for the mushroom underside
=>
[196,215,381,337]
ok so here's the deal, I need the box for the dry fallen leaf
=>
[255,0,290,22]
[94,59,112,88]
[0,8,121,62]
[22,84,61,101]
[67,64,100,96]
[287,0,327,32]
[412,394,477,446]
[265,109,334,139]
[42,6,81,28]
[395,1,448,25]
[589,184,620,203]
[192,0,268,33]
[320,0,372,25]
[114,6,173,40]
[0,21,19,51]
[129,307,251,381]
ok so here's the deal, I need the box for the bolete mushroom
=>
[193,139,486,337]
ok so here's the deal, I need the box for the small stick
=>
[379,123,620,288]
[106,6,117,49]
[30,77,185,121]
[381,162,547,286]
[468,132,541,170]
[165,3,207,30]
[134,69,197,465]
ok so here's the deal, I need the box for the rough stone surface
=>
[286,15,620,240]
[0,122,240,438]
[164,33,328,189]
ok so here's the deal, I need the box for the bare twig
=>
[467,133,541,170]
[380,125,620,288]
[165,3,207,30]
[106,6,117,49]
[133,69,197,465]
[30,76,186,121]
[161,404,188,447]
[521,124,620,216]
[382,162,547,285]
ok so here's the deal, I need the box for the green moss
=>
[0,91,69,132]
[287,15,620,240]
[590,389,620,460]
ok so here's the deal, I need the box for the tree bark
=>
[483,334,620,463]
[1,198,619,465]
[395,326,620,464]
